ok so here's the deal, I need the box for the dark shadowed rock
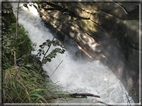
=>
[38,1,140,102]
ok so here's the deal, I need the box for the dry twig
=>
[49,60,63,78]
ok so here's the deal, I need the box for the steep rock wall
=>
[37,1,141,102]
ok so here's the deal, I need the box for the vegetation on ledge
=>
[2,2,65,103]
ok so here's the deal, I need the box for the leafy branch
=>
[36,39,65,65]
[36,4,68,65]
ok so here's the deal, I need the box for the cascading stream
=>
[12,3,134,104]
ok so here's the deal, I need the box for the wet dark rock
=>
[38,2,140,103]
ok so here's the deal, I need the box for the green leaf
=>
[42,42,46,46]
[60,49,65,54]
[29,93,47,103]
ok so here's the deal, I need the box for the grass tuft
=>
[3,66,59,103]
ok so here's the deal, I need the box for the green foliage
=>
[2,2,67,103]
[3,66,59,103]
[2,23,32,69]
[129,88,138,100]
[2,17,32,69]
[36,39,65,64]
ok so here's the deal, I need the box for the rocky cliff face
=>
[37,1,140,102]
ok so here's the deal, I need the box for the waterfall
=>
[11,3,134,105]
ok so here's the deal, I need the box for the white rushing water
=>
[12,3,134,105]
